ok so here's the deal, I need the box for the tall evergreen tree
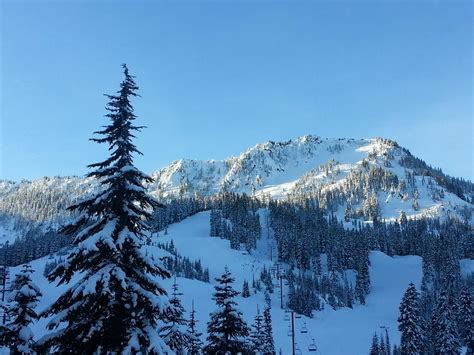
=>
[355,252,370,305]
[242,279,251,298]
[398,283,423,354]
[380,334,386,355]
[262,292,276,355]
[249,305,265,353]
[370,333,381,355]
[161,278,191,353]
[38,64,172,353]
[204,267,250,354]
[459,286,473,353]
[187,301,203,355]
[432,290,460,355]
[0,264,41,355]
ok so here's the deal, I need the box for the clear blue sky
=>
[1,0,472,181]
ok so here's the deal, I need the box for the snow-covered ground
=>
[0,220,21,246]
[6,211,472,354]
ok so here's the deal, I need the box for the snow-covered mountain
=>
[1,135,473,231]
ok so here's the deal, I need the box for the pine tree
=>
[242,279,251,298]
[380,333,386,355]
[249,305,265,353]
[187,301,203,355]
[398,283,423,354]
[432,290,460,355]
[355,251,370,305]
[38,65,172,353]
[459,286,473,353]
[210,210,220,237]
[261,292,276,355]
[370,333,381,355]
[204,267,250,354]
[161,278,191,353]
[0,264,41,355]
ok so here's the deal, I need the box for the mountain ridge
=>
[1,135,473,230]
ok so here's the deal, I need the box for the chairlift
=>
[295,313,302,319]
[300,322,308,334]
[287,325,293,337]
[284,313,290,321]
[308,339,318,352]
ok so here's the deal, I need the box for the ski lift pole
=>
[291,310,295,355]
[280,275,284,309]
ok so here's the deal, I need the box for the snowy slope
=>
[149,137,378,198]
[154,211,425,354]
[6,211,472,355]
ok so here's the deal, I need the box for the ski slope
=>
[157,211,424,354]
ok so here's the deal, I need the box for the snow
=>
[460,258,474,277]
[18,327,33,342]
[0,220,21,246]
[156,211,273,285]
[77,219,118,251]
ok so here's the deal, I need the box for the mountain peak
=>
[1,135,472,227]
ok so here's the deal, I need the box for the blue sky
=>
[1,0,472,181]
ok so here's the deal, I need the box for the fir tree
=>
[204,267,250,354]
[432,290,460,355]
[187,301,203,355]
[398,283,423,354]
[355,252,370,305]
[242,279,251,298]
[370,333,381,355]
[0,264,41,355]
[459,286,473,353]
[210,209,220,237]
[262,292,276,355]
[249,305,265,353]
[38,65,172,353]
[161,278,191,353]
[380,334,386,355]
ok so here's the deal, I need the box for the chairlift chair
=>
[295,313,302,319]
[300,322,308,334]
[308,339,318,352]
